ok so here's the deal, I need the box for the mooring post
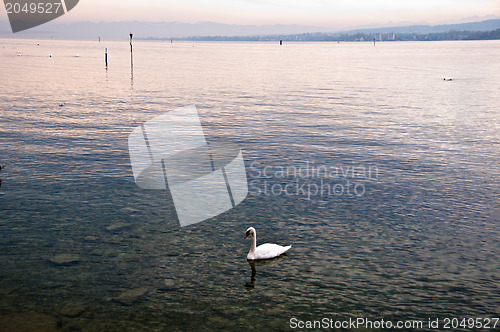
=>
[129,33,134,89]
[105,48,108,68]
[129,33,133,68]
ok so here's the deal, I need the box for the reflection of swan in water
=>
[244,227,291,260]
[245,255,287,289]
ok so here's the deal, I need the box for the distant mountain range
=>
[0,19,499,41]
[184,19,500,42]
[0,21,332,40]
[348,19,500,35]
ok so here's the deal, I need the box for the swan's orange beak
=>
[244,234,248,239]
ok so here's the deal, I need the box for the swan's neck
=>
[250,231,257,254]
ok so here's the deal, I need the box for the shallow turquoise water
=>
[0,39,499,331]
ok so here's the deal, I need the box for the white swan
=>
[244,227,291,260]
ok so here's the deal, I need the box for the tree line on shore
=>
[154,28,500,42]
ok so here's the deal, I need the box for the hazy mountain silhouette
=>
[0,18,498,40]
[0,21,331,39]
[348,19,500,34]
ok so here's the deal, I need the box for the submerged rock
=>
[49,254,80,265]
[114,287,148,305]
[59,304,86,317]
[0,311,59,332]
[159,278,175,290]
[105,222,132,231]
[120,207,139,213]
[163,279,175,287]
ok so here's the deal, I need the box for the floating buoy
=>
[49,53,53,58]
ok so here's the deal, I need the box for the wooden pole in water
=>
[129,33,133,68]
[129,33,134,89]
[105,48,108,68]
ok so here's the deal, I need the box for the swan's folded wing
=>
[255,243,292,259]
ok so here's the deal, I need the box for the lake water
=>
[0,39,499,331]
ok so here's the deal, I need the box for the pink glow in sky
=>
[1,0,499,28]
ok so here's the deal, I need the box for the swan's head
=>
[244,227,255,239]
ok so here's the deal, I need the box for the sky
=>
[1,0,499,29]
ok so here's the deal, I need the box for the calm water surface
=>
[0,39,499,331]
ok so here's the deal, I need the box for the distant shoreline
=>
[1,18,499,42]
[2,37,500,43]
[142,29,500,42]
[157,28,500,42]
